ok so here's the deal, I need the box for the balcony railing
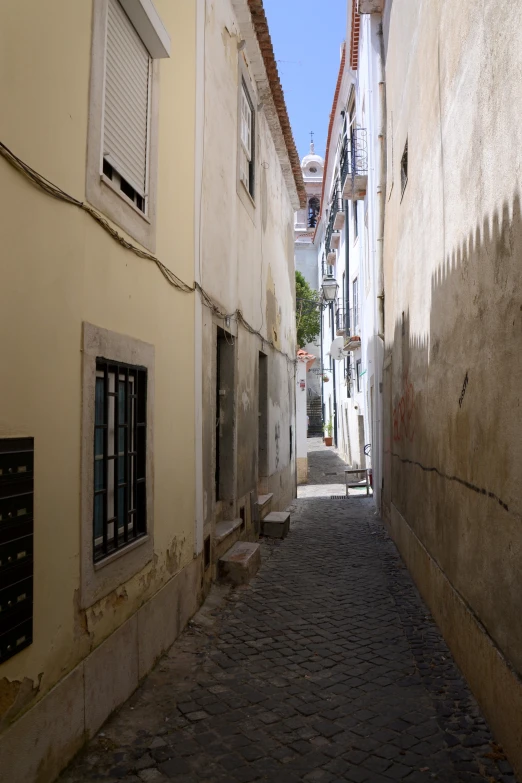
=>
[336,306,360,336]
[335,306,347,336]
[325,182,344,254]
[340,128,368,201]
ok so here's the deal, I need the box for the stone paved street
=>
[60,441,517,783]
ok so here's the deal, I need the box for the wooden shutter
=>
[240,87,252,160]
[240,85,253,192]
[104,0,151,196]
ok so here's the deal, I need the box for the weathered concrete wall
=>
[0,0,199,776]
[383,0,522,772]
[201,0,297,545]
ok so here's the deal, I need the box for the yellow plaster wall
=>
[0,0,197,722]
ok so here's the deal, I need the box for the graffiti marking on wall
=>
[458,372,469,408]
[393,373,416,443]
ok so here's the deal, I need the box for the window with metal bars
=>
[93,359,147,562]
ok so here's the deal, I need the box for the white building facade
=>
[317,0,386,507]
[294,143,324,433]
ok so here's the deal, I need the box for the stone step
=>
[218,542,261,585]
[261,511,290,540]
[214,518,243,545]
[257,493,273,520]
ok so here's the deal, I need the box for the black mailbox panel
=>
[0,438,34,663]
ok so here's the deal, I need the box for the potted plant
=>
[322,374,330,383]
[323,417,334,446]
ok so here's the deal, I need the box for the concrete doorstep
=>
[261,510,290,539]
[218,541,261,585]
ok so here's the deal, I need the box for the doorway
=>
[258,352,268,490]
[215,328,235,503]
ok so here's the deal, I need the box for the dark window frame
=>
[308,196,320,228]
[356,359,362,393]
[401,138,408,197]
[93,358,147,563]
[240,79,256,199]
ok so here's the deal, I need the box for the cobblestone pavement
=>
[60,444,517,783]
[298,439,371,499]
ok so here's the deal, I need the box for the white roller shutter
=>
[104,0,151,197]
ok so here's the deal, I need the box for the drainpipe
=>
[376,21,387,339]
[331,302,337,446]
[375,19,387,513]
[344,198,350,393]
[320,304,324,428]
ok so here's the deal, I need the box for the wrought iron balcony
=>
[335,306,347,336]
[343,306,361,351]
[325,182,344,254]
[340,129,368,201]
[330,231,341,249]
[332,181,345,230]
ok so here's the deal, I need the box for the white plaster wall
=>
[201,0,297,522]
[382,1,522,769]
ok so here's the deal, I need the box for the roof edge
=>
[237,0,306,210]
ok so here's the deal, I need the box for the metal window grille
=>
[94,359,147,562]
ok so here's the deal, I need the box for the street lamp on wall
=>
[321,274,339,304]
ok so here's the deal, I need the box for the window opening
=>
[401,138,408,196]
[258,353,268,482]
[102,0,151,214]
[240,82,255,197]
[353,278,359,333]
[356,359,362,393]
[216,330,235,501]
[204,536,211,571]
[94,359,147,562]
[308,196,320,228]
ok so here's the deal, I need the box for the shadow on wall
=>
[384,190,522,698]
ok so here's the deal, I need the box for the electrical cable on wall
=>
[0,140,297,367]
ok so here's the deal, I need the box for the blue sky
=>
[263,0,347,162]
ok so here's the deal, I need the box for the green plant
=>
[323,417,334,437]
[295,271,321,349]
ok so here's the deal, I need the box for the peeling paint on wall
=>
[0,674,42,729]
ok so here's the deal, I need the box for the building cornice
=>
[350,0,361,70]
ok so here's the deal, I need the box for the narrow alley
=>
[59,442,514,783]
